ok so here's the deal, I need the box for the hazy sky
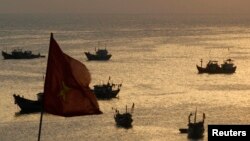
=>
[0,0,250,14]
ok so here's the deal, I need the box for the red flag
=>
[43,33,102,117]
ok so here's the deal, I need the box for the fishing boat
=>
[92,77,122,99]
[196,58,236,74]
[84,48,112,61]
[114,103,134,128]
[187,111,205,139]
[13,93,43,113]
[2,49,45,59]
[179,109,205,139]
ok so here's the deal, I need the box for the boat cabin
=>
[221,58,235,68]
[206,60,220,69]
[96,48,109,56]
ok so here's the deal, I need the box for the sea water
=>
[0,14,250,141]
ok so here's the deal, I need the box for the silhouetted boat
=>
[13,93,43,113]
[2,49,45,59]
[92,77,122,99]
[114,103,134,128]
[196,58,236,74]
[179,109,205,139]
[84,48,112,61]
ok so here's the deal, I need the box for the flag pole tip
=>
[50,33,53,38]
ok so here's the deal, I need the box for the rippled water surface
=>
[0,14,250,141]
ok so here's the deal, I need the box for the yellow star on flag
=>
[59,81,71,100]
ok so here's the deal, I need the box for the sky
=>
[0,0,250,14]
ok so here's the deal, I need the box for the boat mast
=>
[203,113,206,123]
[131,103,135,113]
[194,107,197,123]
[188,112,192,124]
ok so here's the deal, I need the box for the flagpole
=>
[38,107,44,141]
[37,33,52,141]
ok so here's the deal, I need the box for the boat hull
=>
[13,94,42,113]
[85,52,112,61]
[2,51,45,59]
[196,65,236,74]
[92,89,120,99]
[179,128,188,133]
